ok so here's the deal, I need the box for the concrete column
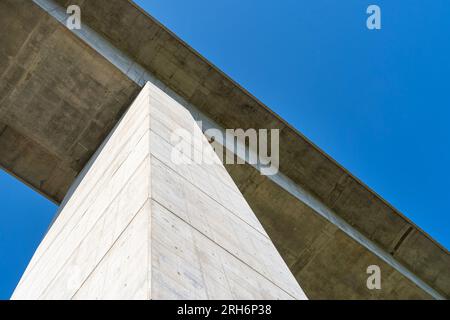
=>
[12,82,307,300]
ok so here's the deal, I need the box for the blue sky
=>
[1,0,449,299]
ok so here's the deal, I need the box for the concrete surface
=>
[12,83,307,300]
[1,0,449,299]
[0,0,140,202]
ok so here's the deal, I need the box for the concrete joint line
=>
[148,125,269,239]
[152,198,297,300]
[391,226,414,256]
[70,199,150,300]
[22,123,150,287]
[39,155,151,299]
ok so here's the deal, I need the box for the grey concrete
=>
[12,82,307,300]
[1,0,449,299]
[0,0,140,202]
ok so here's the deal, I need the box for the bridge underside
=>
[0,0,139,202]
[1,0,449,299]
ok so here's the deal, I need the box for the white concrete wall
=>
[12,82,307,300]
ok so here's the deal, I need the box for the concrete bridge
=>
[1,0,449,299]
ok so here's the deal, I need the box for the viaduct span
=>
[1,0,449,299]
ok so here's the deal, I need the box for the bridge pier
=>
[12,82,306,300]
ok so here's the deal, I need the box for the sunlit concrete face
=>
[1,0,449,299]
[12,83,307,300]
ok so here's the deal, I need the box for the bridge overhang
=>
[1,0,448,299]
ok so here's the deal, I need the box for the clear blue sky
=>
[1,0,449,299]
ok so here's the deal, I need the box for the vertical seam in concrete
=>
[147,93,152,300]
[190,221,210,299]
[152,198,298,300]
[151,150,269,239]
[391,226,414,256]
[20,119,150,285]
[50,109,150,226]
[70,199,150,299]
[146,122,268,237]
[38,155,150,299]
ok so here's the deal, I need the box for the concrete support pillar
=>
[12,82,307,300]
